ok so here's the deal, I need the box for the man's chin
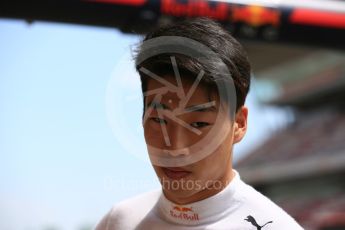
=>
[158,176,201,199]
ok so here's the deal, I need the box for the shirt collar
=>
[156,169,242,226]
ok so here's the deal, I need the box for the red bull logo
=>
[161,1,281,28]
[173,206,193,212]
[170,205,199,221]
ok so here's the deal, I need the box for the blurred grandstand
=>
[1,0,345,229]
[236,49,345,230]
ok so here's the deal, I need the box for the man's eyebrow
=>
[146,100,171,110]
[184,101,217,113]
[146,100,216,112]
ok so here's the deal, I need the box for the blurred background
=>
[1,0,344,229]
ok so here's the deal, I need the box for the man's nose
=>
[165,124,190,156]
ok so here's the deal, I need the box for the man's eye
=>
[190,122,210,128]
[150,117,167,125]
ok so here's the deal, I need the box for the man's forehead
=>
[146,74,217,94]
[144,74,221,111]
[146,74,194,88]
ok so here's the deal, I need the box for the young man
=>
[96,18,303,229]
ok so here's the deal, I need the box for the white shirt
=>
[95,170,303,230]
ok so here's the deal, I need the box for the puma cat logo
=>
[244,215,273,229]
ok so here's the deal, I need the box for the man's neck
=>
[163,168,235,205]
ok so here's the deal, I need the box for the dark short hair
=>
[134,17,251,114]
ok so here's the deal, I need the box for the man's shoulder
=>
[235,179,304,229]
[95,188,161,230]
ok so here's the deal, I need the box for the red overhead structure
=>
[0,0,345,49]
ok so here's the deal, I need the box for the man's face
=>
[143,75,247,202]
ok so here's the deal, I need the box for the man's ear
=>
[233,106,248,144]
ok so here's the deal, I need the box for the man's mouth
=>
[161,167,192,180]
